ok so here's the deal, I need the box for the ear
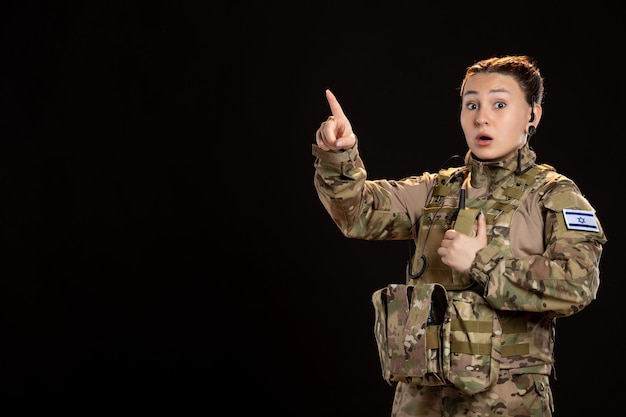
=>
[532,103,543,126]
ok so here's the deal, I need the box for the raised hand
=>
[315,89,357,151]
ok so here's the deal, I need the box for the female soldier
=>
[312,55,607,417]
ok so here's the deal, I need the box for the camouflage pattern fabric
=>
[313,142,606,417]
[391,370,553,417]
[372,283,447,385]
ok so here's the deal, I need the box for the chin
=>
[471,150,504,163]
[470,149,492,161]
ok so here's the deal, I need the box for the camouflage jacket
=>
[313,142,607,373]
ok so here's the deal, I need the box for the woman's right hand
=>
[315,89,357,151]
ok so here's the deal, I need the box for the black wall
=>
[1,1,618,415]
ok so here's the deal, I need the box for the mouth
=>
[476,134,493,145]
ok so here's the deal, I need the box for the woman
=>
[312,55,607,417]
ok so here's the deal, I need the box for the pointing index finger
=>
[325,89,346,119]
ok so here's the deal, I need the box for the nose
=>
[475,109,488,127]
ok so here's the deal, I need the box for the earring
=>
[528,125,536,136]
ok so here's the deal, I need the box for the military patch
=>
[562,209,600,232]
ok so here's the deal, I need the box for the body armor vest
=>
[406,163,554,289]
[373,163,558,390]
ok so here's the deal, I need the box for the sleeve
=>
[469,176,607,318]
[312,142,429,241]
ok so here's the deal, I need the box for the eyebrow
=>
[463,88,511,97]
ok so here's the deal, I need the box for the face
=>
[460,72,539,162]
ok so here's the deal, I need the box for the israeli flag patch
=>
[563,209,600,232]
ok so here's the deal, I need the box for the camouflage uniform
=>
[312,141,607,417]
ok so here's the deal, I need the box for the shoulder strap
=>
[427,167,466,207]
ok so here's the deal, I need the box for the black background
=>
[1,1,619,415]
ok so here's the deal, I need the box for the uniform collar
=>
[464,145,537,191]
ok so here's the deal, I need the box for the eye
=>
[466,102,478,110]
[495,101,506,109]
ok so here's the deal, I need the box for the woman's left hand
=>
[437,212,488,272]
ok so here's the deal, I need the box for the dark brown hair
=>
[459,55,545,107]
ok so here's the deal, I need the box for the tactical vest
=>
[373,163,556,392]
[406,163,554,289]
